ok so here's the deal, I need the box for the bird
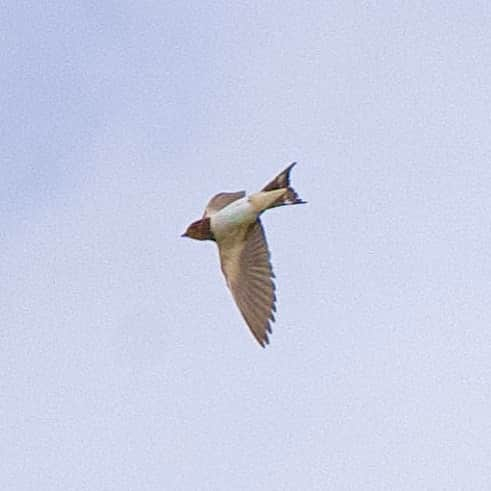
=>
[182,163,306,347]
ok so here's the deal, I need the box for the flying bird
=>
[182,163,305,347]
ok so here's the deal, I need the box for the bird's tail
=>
[261,162,306,207]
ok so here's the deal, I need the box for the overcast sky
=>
[2,2,491,490]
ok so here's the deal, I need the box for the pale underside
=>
[204,191,276,346]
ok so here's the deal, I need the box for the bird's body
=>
[211,190,286,237]
[211,196,257,238]
[182,163,305,346]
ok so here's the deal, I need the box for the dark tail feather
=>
[262,162,306,207]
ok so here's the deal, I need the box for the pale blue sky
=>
[2,2,491,490]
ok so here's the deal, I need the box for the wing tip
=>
[253,318,274,348]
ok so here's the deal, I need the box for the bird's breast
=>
[210,197,257,241]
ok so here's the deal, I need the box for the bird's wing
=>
[218,220,276,347]
[203,191,246,217]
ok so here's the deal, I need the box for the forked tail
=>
[261,162,306,207]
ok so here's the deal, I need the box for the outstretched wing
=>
[218,220,276,347]
[203,191,246,218]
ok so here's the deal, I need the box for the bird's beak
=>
[181,232,188,238]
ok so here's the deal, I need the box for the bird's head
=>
[181,217,215,241]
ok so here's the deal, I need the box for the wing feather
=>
[203,191,246,217]
[218,220,277,346]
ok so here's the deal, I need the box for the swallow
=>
[182,163,306,347]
